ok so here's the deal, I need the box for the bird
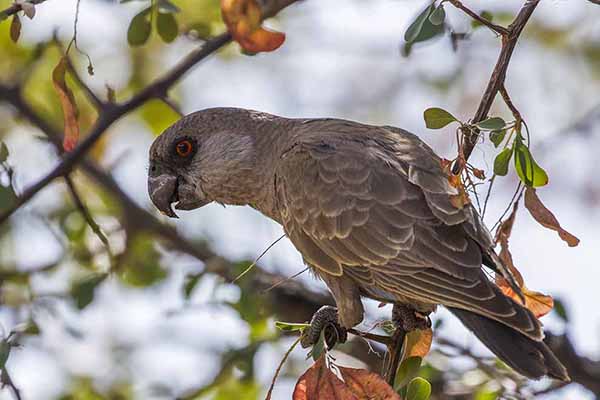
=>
[147,107,569,381]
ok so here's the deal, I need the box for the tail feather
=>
[448,307,570,381]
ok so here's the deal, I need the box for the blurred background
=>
[0,0,599,399]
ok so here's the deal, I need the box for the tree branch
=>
[0,0,301,224]
[451,0,541,173]
[0,0,47,20]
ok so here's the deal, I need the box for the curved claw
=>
[301,305,348,349]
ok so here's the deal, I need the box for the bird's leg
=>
[392,304,432,332]
[300,305,348,349]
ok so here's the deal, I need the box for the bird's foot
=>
[392,304,431,332]
[300,305,348,349]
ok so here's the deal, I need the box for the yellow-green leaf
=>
[514,139,548,187]
[127,8,152,46]
[423,107,458,129]
[493,147,512,176]
[406,377,431,400]
[157,12,178,43]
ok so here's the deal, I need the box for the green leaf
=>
[474,388,499,400]
[0,142,8,162]
[156,11,178,43]
[0,340,11,369]
[405,4,434,43]
[119,234,167,287]
[406,377,431,400]
[71,273,107,310]
[423,107,458,129]
[394,356,422,391]
[493,147,513,176]
[127,7,152,46]
[476,117,506,130]
[514,138,548,187]
[472,11,493,29]
[0,184,17,213]
[428,5,445,25]
[157,0,180,13]
[275,321,310,332]
[553,298,569,322]
[183,273,201,299]
[489,129,506,147]
[308,329,326,361]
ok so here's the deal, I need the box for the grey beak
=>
[148,174,179,218]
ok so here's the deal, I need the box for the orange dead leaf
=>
[52,57,80,152]
[400,328,433,362]
[494,200,553,318]
[338,365,401,400]
[221,0,285,53]
[472,168,485,180]
[496,277,554,318]
[441,158,470,209]
[293,355,400,400]
[524,187,580,247]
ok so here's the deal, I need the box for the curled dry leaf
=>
[52,57,80,152]
[496,279,554,318]
[19,1,36,19]
[494,200,554,318]
[440,159,470,209]
[401,328,433,362]
[221,0,285,53]
[10,15,21,43]
[524,187,580,247]
[293,354,400,400]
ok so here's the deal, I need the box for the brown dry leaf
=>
[52,57,80,152]
[524,187,580,247]
[10,15,21,43]
[494,202,524,286]
[496,278,554,318]
[293,355,400,400]
[494,200,553,318]
[400,328,433,362]
[221,0,285,53]
[339,366,401,400]
[472,168,485,180]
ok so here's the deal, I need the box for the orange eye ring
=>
[175,139,193,157]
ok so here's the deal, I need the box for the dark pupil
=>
[178,142,190,154]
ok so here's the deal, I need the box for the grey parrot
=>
[147,107,568,381]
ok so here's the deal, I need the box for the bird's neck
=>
[245,117,300,222]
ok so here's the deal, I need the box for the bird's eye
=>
[175,139,193,157]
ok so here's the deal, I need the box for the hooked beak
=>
[148,174,179,218]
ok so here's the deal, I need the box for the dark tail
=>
[448,307,570,381]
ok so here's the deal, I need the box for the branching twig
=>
[446,0,508,36]
[0,0,47,20]
[451,0,541,174]
[0,0,301,225]
[1,368,22,400]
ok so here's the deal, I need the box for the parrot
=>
[147,107,568,381]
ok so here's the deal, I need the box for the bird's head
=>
[147,107,279,218]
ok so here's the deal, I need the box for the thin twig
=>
[64,174,111,252]
[446,0,508,36]
[1,368,22,400]
[384,327,406,385]
[265,337,301,400]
